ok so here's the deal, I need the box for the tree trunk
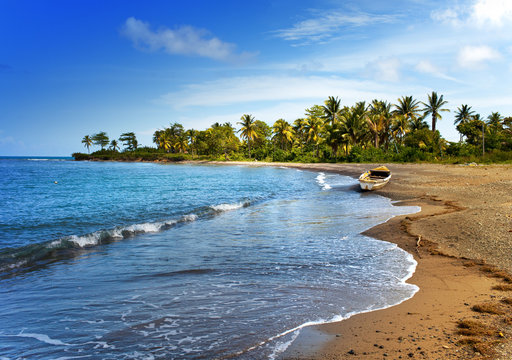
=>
[432,114,436,133]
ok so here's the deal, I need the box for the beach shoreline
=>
[204,161,512,359]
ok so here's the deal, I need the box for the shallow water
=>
[0,159,419,359]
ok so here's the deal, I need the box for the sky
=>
[1,0,512,156]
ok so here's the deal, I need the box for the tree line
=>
[76,92,512,163]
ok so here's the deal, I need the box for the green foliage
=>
[119,132,138,151]
[76,93,512,164]
[91,132,109,150]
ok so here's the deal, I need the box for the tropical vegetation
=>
[73,92,512,164]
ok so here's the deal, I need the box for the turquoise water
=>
[0,159,419,359]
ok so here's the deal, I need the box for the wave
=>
[210,201,250,212]
[0,201,251,275]
[236,251,419,360]
[315,172,332,190]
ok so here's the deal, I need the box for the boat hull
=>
[358,167,391,191]
[359,177,390,190]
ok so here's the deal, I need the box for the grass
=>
[492,284,512,291]
[479,265,512,282]
[501,298,512,305]
[457,319,495,336]
[471,303,505,315]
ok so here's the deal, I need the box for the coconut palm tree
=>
[305,116,324,157]
[272,119,294,150]
[487,112,503,128]
[186,129,199,156]
[341,105,367,147]
[454,105,475,126]
[81,135,92,153]
[394,96,420,128]
[324,122,343,160]
[293,118,309,155]
[367,100,392,148]
[238,114,258,159]
[391,114,410,145]
[322,96,342,125]
[454,105,475,142]
[174,135,188,153]
[109,139,120,151]
[160,132,172,153]
[421,91,450,133]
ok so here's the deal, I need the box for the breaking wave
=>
[0,201,251,275]
[315,172,332,190]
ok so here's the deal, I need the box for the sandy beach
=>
[209,161,512,359]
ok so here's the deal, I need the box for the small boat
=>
[359,166,391,190]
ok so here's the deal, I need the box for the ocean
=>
[0,158,419,359]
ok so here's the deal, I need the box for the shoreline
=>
[72,159,512,357]
[204,161,512,359]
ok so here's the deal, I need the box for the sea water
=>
[0,159,419,359]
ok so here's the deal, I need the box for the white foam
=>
[315,172,332,190]
[15,331,70,346]
[210,202,247,212]
[68,233,100,247]
[125,222,162,233]
[181,214,197,222]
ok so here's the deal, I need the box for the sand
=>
[206,161,512,359]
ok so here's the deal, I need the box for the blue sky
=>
[1,0,511,156]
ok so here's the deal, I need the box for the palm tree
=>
[238,114,258,159]
[293,118,309,155]
[366,100,392,148]
[487,112,503,128]
[454,105,475,142]
[394,96,420,130]
[421,91,450,133]
[109,139,120,151]
[341,106,367,147]
[186,129,199,156]
[322,96,342,125]
[410,114,429,131]
[391,114,410,145]
[272,119,294,150]
[324,123,343,160]
[160,132,172,153]
[81,135,92,153]
[91,132,109,150]
[174,135,188,153]
[454,105,474,125]
[305,116,324,157]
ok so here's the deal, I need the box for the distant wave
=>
[26,158,70,161]
[0,201,250,275]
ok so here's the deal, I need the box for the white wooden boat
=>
[359,166,391,190]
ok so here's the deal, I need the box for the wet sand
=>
[207,161,512,359]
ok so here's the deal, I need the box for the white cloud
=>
[432,0,512,28]
[431,7,465,26]
[471,0,512,26]
[415,60,460,82]
[457,45,501,68]
[273,11,397,44]
[156,74,427,111]
[121,17,255,62]
[364,57,401,82]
